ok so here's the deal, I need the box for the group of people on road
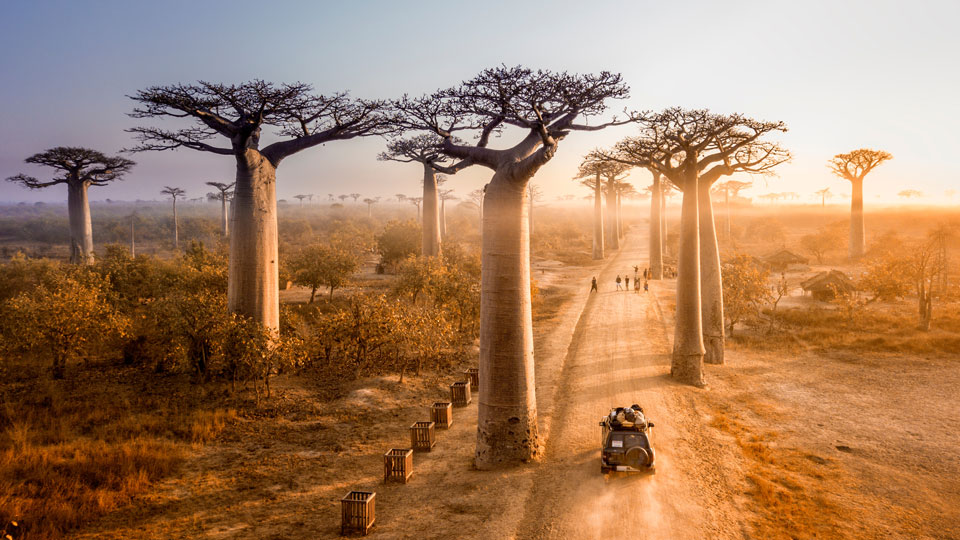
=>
[590,266,649,294]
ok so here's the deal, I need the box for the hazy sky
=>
[1,0,958,206]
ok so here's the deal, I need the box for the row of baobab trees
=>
[4,66,890,468]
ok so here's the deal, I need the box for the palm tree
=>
[161,186,186,250]
[828,148,893,258]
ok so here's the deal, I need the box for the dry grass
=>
[708,401,848,540]
[0,363,236,539]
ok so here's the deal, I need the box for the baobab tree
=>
[349,193,362,204]
[828,148,893,258]
[814,187,832,207]
[395,65,630,467]
[160,186,186,250]
[206,181,235,236]
[294,194,308,206]
[127,80,392,332]
[362,197,379,217]
[614,180,636,239]
[467,188,485,221]
[898,189,922,200]
[407,196,423,219]
[338,194,349,204]
[439,188,457,240]
[609,108,789,379]
[6,147,134,264]
[379,134,470,256]
[714,179,752,240]
[574,155,607,260]
[527,183,544,236]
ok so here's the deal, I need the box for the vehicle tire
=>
[625,447,650,469]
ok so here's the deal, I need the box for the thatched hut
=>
[764,249,809,271]
[800,270,856,300]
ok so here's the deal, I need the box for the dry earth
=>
[72,225,959,539]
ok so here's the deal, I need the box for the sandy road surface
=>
[515,229,748,540]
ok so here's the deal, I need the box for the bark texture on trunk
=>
[592,174,604,260]
[849,179,864,258]
[422,164,442,257]
[228,151,280,333]
[440,198,447,240]
[67,181,94,264]
[672,174,705,386]
[605,182,620,250]
[476,173,541,469]
[220,197,229,237]
[649,174,663,279]
[698,181,725,365]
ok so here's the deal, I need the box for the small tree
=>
[721,254,771,336]
[160,186,186,250]
[800,226,844,263]
[6,147,135,264]
[288,243,359,301]
[376,219,421,270]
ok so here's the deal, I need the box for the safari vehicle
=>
[599,405,655,474]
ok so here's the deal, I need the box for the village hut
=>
[800,270,856,301]
[764,249,810,271]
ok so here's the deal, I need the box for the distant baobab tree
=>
[814,187,832,207]
[828,148,893,258]
[327,193,335,202]
[574,157,606,260]
[407,196,423,219]
[757,193,780,203]
[466,188,484,221]
[127,80,393,332]
[362,197,379,217]
[528,183,544,236]
[294,194,308,206]
[206,181,235,237]
[394,65,631,467]
[439,188,457,240]
[395,193,407,203]
[607,108,789,380]
[161,186,186,250]
[349,193,361,204]
[898,189,922,199]
[714,180,752,240]
[6,147,134,264]
[379,134,470,256]
[338,194,349,204]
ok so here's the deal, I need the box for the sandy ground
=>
[73,225,960,539]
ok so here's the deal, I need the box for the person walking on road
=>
[643,279,649,293]
[634,278,640,293]
[615,275,623,291]
[590,276,598,292]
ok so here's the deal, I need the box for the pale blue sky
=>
[1,0,957,205]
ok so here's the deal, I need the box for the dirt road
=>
[515,228,748,540]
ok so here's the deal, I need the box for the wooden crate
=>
[431,401,453,429]
[410,421,436,451]
[341,490,376,536]
[383,448,413,484]
[464,368,480,392]
[450,380,472,407]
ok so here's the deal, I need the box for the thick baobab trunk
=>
[649,174,663,279]
[592,174,604,260]
[698,181,724,365]
[528,193,534,237]
[476,173,541,469]
[605,182,620,250]
[672,175,705,386]
[228,151,280,333]
[422,164,442,257]
[172,198,180,250]
[220,197,229,237]
[67,181,94,264]
[440,198,447,240]
[849,179,864,258]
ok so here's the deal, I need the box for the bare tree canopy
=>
[7,147,134,189]
[206,181,235,198]
[161,186,186,200]
[395,65,632,175]
[378,134,472,175]
[606,108,790,188]
[126,80,396,165]
[828,148,892,182]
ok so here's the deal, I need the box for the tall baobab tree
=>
[206,181,235,237]
[827,148,893,259]
[6,147,134,264]
[127,80,392,332]
[814,187,832,207]
[609,108,789,379]
[161,186,186,250]
[713,180,752,240]
[294,194,308,206]
[575,155,607,260]
[395,65,630,467]
[439,188,457,240]
[363,197,379,217]
[379,134,470,256]
[614,180,636,239]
